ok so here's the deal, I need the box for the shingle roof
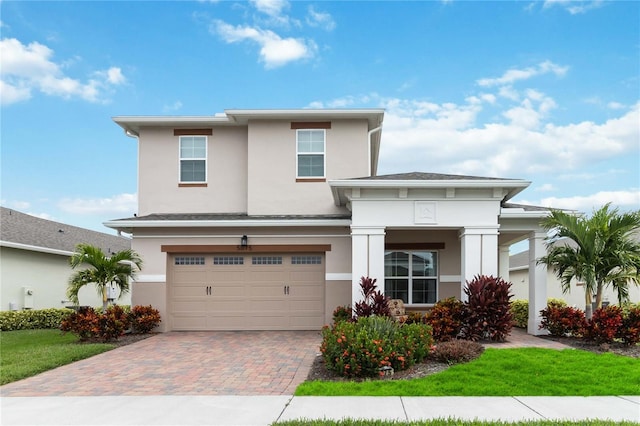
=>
[1,207,130,255]
[110,213,352,222]
[502,202,553,212]
[353,172,519,181]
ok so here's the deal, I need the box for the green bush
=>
[430,339,485,365]
[547,298,567,309]
[0,308,73,331]
[320,316,433,378]
[425,297,464,341]
[510,299,529,328]
[331,305,352,324]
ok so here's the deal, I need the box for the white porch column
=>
[499,245,511,282]
[350,226,386,306]
[459,226,500,300]
[528,232,548,335]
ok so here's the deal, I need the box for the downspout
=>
[367,125,382,177]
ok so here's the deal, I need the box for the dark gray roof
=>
[1,207,130,254]
[354,172,519,181]
[110,213,352,222]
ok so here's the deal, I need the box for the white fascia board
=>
[104,218,353,230]
[0,240,73,257]
[112,116,234,136]
[224,109,385,127]
[499,210,550,219]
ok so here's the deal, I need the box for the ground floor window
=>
[384,250,438,304]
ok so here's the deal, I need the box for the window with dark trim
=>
[384,251,438,304]
[174,256,205,265]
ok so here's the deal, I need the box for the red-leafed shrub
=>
[353,276,391,318]
[585,305,623,344]
[129,305,161,334]
[60,306,101,341]
[404,311,427,325]
[618,306,640,346]
[430,339,485,365]
[97,305,130,341]
[460,275,514,342]
[425,297,464,342]
[539,305,587,337]
[320,315,433,378]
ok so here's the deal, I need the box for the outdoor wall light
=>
[240,235,248,248]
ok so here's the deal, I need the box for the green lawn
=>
[0,329,116,385]
[296,348,640,396]
[274,420,638,426]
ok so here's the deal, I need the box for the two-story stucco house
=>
[106,109,550,334]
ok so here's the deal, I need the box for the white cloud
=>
[58,193,137,215]
[251,0,288,18]
[306,6,336,31]
[212,20,316,68]
[0,38,126,105]
[163,100,183,112]
[607,101,625,110]
[535,184,557,192]
[477,60,568,87]
[4,200,31,210]
[543,0,604,14]
[523,189,640,212]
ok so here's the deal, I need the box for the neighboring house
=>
[107,109,550,334]
[510,238,640,308]
[0,207,132,310]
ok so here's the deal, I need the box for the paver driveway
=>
[0,331,322,396]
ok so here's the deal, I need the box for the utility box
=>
[23,287,34,309]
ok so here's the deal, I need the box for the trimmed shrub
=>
[460,275,514,342]
[425,297,464,342]
[510,300,529,329]
[320,315,433,378]
[585,305,623,344]
[0,308,73,331]
[547,298,568,309]
[618,306,640,346]
[60,306,101,341]
[331,305,352,324]
[129,305,161,333]
[404,311,426,325]
[61,305,151,342]
[430,339,485,365]
[353,276,391,319]
[539,305,587,337]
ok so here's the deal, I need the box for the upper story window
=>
[296,129,325,178]
[179,136,207,183]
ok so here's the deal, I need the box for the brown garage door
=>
[169,253,325,331]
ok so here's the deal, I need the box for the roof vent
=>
[58,229,64,233]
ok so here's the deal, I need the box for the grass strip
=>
[0,329,115,385]
[296,348,640,396]
[274,420,638,426]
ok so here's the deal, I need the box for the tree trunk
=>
[102,286,108,312]
[595,284,603,310]
[585,291,593,320]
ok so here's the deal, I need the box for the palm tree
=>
[67,244,143,311]
[537,204,640,319]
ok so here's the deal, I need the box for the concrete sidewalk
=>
[2,395,639,425]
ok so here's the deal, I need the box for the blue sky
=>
[1,0,638,237]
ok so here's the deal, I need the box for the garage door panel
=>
[169,253,324,331]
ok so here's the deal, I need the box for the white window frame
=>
[296,129,326,179]
[179,136,208,183]
[384,250,438,306]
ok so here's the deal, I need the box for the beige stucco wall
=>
[0,247,131,311]
[510,267,640,308]
[247,120,369,215]
[137,127,248,216]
